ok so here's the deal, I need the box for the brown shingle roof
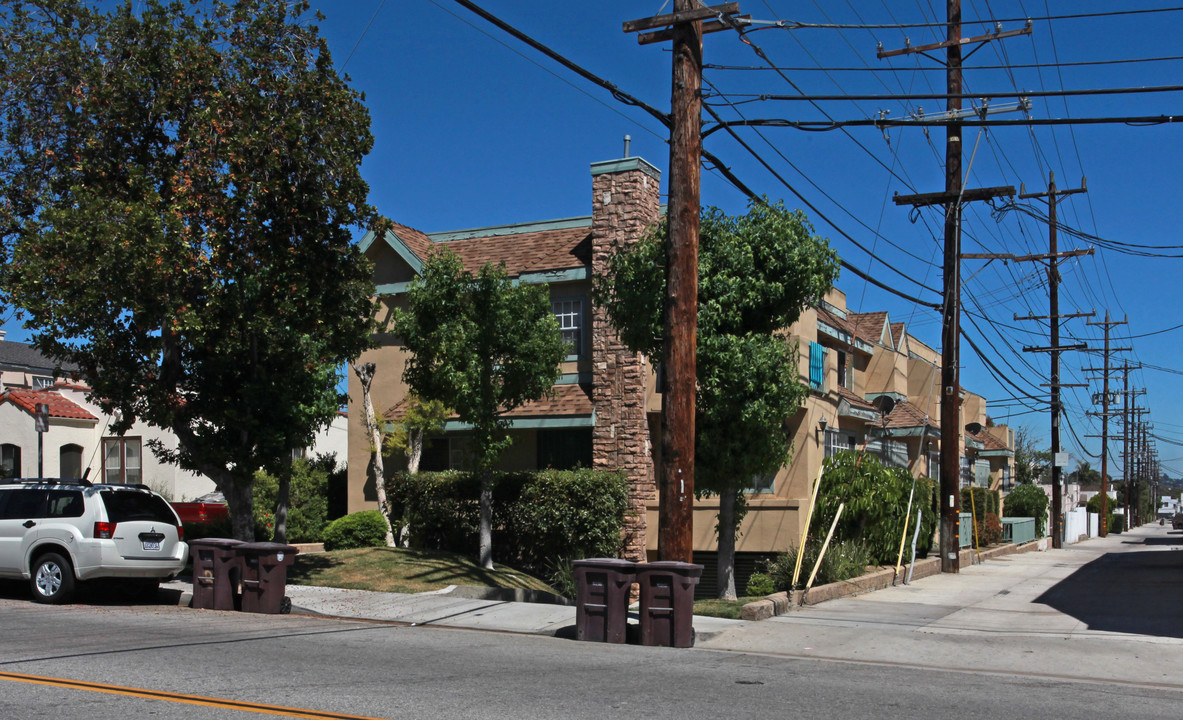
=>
[384,383,593,422]
[0,389,97,421]
[848,311,889,345]
[890,322,905,349]
[967,427,1009,452]
[390,223,435,263]
[440,226,591,277]
[882,400,937,431]
[836,386,876,411]
[816,305,855,336]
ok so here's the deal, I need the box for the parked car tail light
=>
[177,524,184,541]
[94,522,117,539]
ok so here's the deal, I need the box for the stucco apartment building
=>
[348,153,1015,579]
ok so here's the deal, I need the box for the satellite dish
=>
[873,395,896,416]
[965,422,983,435]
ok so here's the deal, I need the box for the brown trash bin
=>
[636,561,702,648]
[572,558,637,643]
[236,542,298,614]
[189,538,244,611]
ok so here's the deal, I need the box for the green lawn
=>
[287,547,556,595]
[692,596,762,619]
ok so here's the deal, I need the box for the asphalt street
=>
[0,524,1178,719]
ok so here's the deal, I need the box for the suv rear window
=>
[99,490,177,524]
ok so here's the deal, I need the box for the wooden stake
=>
[805,503,844,596]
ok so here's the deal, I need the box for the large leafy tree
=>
[1013,426,1051,485]
[596,199,839,599]
[393,249,566,569]
[0,0,383,539]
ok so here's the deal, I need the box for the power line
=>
[706,54,1183,73]
[706,83,1183,103]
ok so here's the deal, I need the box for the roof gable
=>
[0,388,97,421]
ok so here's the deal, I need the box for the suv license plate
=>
[142,540,161,551]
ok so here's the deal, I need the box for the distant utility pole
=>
[1010,171,1090,549]
[884,0,1028,573]
[623,2,743,563]
[1083,311,1128,537]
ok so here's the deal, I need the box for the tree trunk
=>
[479,469,494,570]
[352,362,396,548]
[717,487,738,600]
[408,427,423,474]
[273,463,291,544]
[222,476,255,542]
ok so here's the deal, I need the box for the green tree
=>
[393,249,566,569]
[1004,483,1050,537]
[384,394,449,474]
[596,199,839,599]
[1013,426,1050,485]
[0,0,383,539]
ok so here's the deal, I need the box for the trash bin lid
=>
[572,558,637,569]
[189,538,246,549]
[638,561,704,576]
[237,541,299,555]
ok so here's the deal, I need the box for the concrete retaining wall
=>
[740,539,1048,621]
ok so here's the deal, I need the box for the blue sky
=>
[5,1,1183,477]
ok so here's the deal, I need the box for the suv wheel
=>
[30,552,76,605]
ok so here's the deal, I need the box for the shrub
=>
[961,486,1000,517]
[385,468,629,583]
[322,511,389,551]
[745,572,775,597]
[812,451,936,565]
[1004,483,1049,537]
[976,513,1003,546]
[1109,513,1126,533]
[252,458,333,543]
[760,539,873,590]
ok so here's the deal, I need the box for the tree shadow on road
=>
[1034,535,1183,639]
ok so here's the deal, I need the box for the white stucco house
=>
[0,336,346,500]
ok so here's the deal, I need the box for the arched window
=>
[60,444,84,479]
[0,444,21,478]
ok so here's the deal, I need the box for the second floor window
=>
[837,351,851,390]
[551,298,583,358]
[103,437,142,485]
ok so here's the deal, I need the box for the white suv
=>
[0,479,189,604]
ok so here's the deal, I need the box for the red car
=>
[170,493,229,525]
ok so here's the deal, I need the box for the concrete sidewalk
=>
[169,523,1183,674]
[166,577,745,639]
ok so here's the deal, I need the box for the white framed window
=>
[551,298,584,358]
[32,376,54,389]
[103,437,142,485]
[824,429,856,458]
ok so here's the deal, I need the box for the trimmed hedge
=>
[961,486,1000,517]
[322,510,389,551]
[252,455,347,543]
[384,468,630,582]
[813,450,937,566]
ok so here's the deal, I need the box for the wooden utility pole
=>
[1013,171,1087,549]
[883,2,1028,573]
[1083,312,1128,537]
[624,2,743,562]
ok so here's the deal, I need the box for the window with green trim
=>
[551,298,584,359]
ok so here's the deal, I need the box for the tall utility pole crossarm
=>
[883,3,1029,573]
[624,2,743,563]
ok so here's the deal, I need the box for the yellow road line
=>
[0,670,391,720]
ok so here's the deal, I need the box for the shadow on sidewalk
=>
[1034,535,1183,639]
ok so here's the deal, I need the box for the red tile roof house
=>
[0,335,347,498]
[348,154,1015,589]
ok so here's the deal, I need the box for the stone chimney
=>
[589,156,661,563]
